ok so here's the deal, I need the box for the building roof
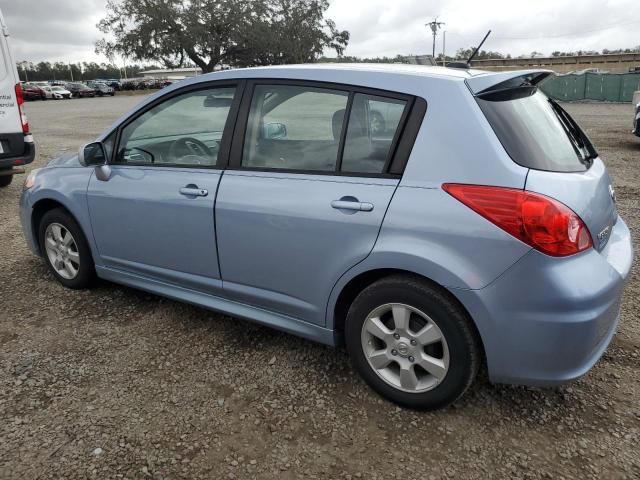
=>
[141,67,202,74]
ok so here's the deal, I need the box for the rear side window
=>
[477,89,595,172]
[242,85,349,171]
[341,94,407,174]
[240,84,411,175]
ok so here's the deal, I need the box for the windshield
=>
[477,89,596,172]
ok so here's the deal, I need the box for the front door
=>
[216,83,410,325]
[87,84,239,293]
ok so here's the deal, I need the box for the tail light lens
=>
[443,184,593,257]
[15,83,29,134]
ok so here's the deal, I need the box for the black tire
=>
[0,174,12,187]
[345,275,481,410]
[38,208,96,289]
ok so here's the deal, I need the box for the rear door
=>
[87,83,241,294]
[476,86,618,251]
[215,81,414,326]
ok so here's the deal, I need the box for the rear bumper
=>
[454,216,633,386]
[0,139,36,170]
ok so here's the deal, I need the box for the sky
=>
[1,0,639,65]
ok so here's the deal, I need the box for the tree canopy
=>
[14,61,152,83]
[96,0,349,72]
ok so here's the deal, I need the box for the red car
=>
[22,83,46,101]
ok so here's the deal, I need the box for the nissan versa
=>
[20,65,633,410]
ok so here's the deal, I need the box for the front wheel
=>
[0,173,12,187]
[38,209,96,289]
[345,275,481,410]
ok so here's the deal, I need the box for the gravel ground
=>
[1,97,639,480]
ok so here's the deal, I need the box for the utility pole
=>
[426,18,445,60]
[442,31,446,66]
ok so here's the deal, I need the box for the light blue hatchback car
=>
[20,64,633,409]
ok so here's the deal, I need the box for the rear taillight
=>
[443,184,593,257]
[15,83,29,134]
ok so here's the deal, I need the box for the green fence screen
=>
[541,72,640,102]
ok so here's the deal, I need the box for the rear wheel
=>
[345,275,481,410]
[38,209,96,289]
[0,173,13,187]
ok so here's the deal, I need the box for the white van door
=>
[0,9,34,186]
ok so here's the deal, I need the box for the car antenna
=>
[466,30,492,67]
[446,30,492,69]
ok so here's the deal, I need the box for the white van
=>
[0,9,35,187]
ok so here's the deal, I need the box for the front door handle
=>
[331,199,374,212]
[179,185,208,197]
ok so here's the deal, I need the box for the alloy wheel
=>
[44,223,80,280]
[361,303,450,393]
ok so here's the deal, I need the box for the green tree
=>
[96,0,349,72]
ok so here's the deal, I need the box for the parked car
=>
[38,85,61,99]
[20,65,633,409]
[22,82,46,101]
[65,82,96,98]
[96,78,122,91]
[87,81,114,96]
[633,91,640,137]
[0,9,35,187]
[47,85,72,99]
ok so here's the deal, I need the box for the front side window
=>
[341,94,407,174]
[116,87,236,167]
[242,85,349,171]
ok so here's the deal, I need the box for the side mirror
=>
[263,122,287,140]
[79,141,107,167]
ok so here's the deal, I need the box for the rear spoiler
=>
[465,70,554,96]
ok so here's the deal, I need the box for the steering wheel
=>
[169,137,213,165]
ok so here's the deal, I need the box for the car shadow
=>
[82,279,604,421]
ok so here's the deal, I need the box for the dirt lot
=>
[1,97,639,480]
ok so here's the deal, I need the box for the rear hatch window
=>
[477,87,596,172]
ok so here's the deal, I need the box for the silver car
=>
[20,65,633,409]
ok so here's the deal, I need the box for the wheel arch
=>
[330,267,487,366]
[31,198,85,256]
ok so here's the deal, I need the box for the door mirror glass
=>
[79,141,107,166]
[262,122,287,140]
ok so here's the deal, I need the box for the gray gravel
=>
[1,96,639,479]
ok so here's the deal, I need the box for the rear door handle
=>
[331,199,374,212]
[179,186,208,197]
